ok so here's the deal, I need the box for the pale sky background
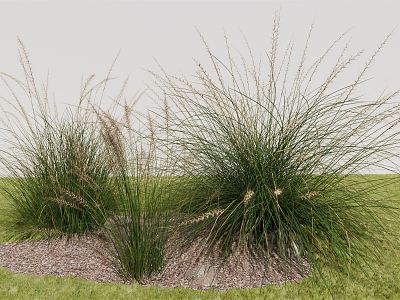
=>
[0,1,399,108]
[0,0,399,172]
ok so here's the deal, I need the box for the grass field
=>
[0,175,399,299]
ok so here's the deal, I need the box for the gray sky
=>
[0,0,399,174]
[0,0,399,110]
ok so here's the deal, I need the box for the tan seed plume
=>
[243,189,255,205]
[182,208,224,225]
[274,188,283,197]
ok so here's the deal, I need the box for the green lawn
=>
[0,176,399,300]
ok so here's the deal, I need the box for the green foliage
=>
[0,119,115,238]
[96,107,173,282]
[0,176,399,299]
[152,20,400,278]
[0,40,117,238]
[0,21,399,292]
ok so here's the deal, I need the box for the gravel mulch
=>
[145,237,310,289]
[0,234,125,284]
[0,234,310,290]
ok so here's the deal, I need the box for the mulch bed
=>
[0,235,124,284]
[0,234,310,290]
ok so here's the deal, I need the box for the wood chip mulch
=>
[0,234,125,283]
[0,234,310,290]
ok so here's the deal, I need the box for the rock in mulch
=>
[0,234,310,290]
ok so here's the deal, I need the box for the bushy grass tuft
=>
[96,104,174,282]
[151,19,400,278]
[0,40,117,238]
[0,118,115,238]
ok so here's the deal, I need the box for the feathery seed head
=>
[274,188,283,197]
[243,188,255,204]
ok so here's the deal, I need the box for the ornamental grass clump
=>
[95,102,174,282]
[0,40,117,238]
[151,19,400,278]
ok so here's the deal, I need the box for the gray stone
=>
[185,263,217,287]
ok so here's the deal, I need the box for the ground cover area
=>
[0,175,399,300]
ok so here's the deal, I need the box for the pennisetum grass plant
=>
[94,97,176,282]
[0,39,117,239]
[0,38,175,282]
[149,16,400,281]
